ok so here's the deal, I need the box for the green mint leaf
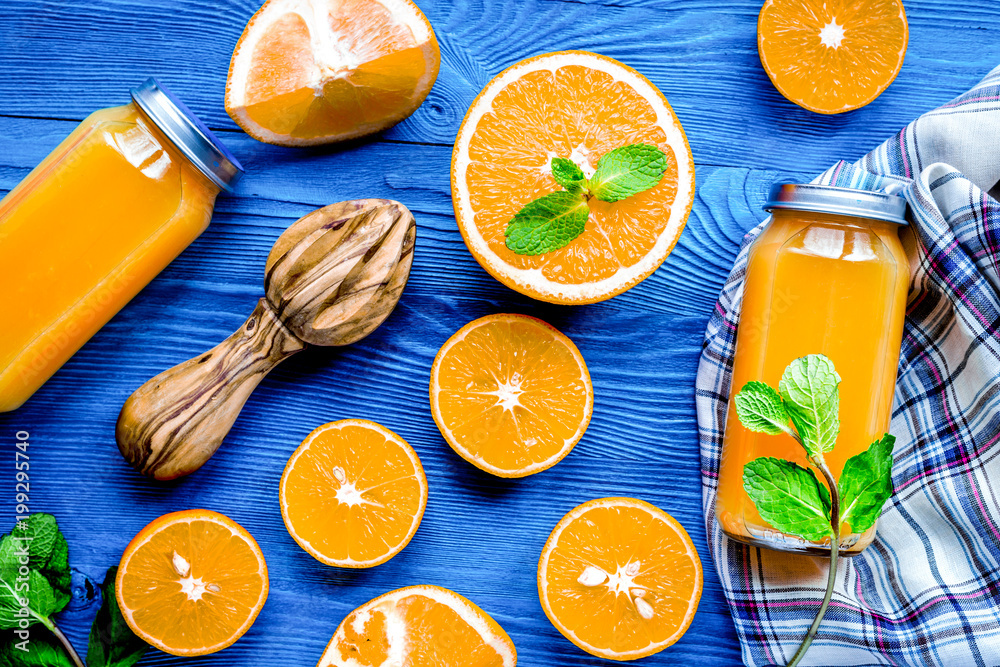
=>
[505,191,590,255]
[0,514,71,630]
[1,629,74,667]
[0,560,59,631]
[588,144,667,203]
[778,354,841,458]
[743,457,833,542]
[734,381,791,436]
[18,514,71,606]
[838,434,896,534]
[25,571,59,620]
[550,157,587,194]
[0,586,25,632]
[87,567,146,667]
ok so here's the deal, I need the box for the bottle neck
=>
[128,79,243,192]
[771,208,905,233]
[129,102,222,195]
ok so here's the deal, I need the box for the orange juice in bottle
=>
[717,184,909,555]
[0,79,243,411]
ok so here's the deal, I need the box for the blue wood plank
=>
[0,0,993,665]
[0,301,748,666]
[2,0,999,173]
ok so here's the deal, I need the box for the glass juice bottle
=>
[716,184,909,556]
[0,79,243,412]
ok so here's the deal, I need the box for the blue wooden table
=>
[2,1,999,665]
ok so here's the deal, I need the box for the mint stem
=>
[47,621,86,667]
[786,458,840,667]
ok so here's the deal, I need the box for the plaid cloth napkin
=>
[696,65,1000,667]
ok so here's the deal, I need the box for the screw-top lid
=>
[130,78,243,191]
[764,183,908,225]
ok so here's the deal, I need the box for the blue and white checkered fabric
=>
[696,64,1000,666]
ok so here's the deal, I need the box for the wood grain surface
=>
[117,199,417,480]
[117,297,308,480]
[1,1,998,666]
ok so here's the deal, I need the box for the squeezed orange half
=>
[318,585,517,666]
[226,0,439,146]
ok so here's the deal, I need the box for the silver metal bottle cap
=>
[130,78,244,191]
[764,183,908,225]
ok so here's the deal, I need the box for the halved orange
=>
[452,51,695,304]
[116,509,269,656]
[226,0,440,146]
[429,314,593,478]
[758,0,908,114]
[280,419,427,568]
[538,498,703,661]
[317,585,517,666]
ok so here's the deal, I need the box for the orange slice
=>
[538,498,703,661]
[280,419,427,568]
[452,51,695,304]
[317,585,517,666]
[225,0,440,146]
[429,313,593,478]
[116,509,269,656]
[758,0,908,114]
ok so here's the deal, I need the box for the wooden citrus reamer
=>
[117,199,416,480]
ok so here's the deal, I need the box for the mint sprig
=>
[550,157,587,194]
[733,381,791,437]
[733,354,896,667]
[505,144,668,255]
[0,632,73,666]
[1,514,81,667]
[505,192,590,256]
[588,144,667,202]
[778,354,841,456]
[743,457,832,542]
[0,514,71,634]
[839,434,895,534]
[0,515,146,667]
